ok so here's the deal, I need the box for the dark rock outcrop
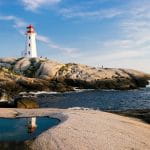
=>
[14,97,39,109]
[108,109,150,124]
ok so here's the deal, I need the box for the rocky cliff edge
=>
[0,57,150,100]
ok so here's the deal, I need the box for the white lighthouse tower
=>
[23,25,37,58]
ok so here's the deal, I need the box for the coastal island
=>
[0,57,149,102]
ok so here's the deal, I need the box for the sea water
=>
[37,87,150,111]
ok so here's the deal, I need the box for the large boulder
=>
[13,58,63,79]
[0,57,16,64]
[0,58,16,69]
[14,58,31,73]
[36,60,63,79]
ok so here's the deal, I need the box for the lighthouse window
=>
[28,51,30,55]
[29,36,31,39]
[29,44,30,47]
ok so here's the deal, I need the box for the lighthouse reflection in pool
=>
[27,117,37,133]
[0,117,60,142]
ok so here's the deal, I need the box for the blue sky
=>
[0,0,150,73]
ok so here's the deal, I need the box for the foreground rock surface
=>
[0,108,150,150]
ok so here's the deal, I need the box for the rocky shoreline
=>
[0,57,150,103]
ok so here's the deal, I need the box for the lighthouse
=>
[23,25,37,58]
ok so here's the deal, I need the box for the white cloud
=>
[76,45,150,73]
[70,1,150,73]
[21,0,61,11]
[0,15,27,28]
[59,8,122,20]
[37,35,50,43]
[90,1,150,72]
[37,35,79,56]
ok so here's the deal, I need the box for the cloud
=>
[118,1,150,49]
[37,35,50,43]
[81,39,150,64]
[0,15,27,28]
[96,1,150,70]
[59,7,122,20]
[57,0,124,20]
[72,1,150,73]
[21,0,61,11]
[0,15,28,36]
[76,44,150,73]
[37,35,79,56]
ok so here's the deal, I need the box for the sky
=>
[0,0,150,73]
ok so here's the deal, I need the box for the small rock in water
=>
[15,97,39,109]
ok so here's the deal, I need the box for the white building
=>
[22,25,37,58]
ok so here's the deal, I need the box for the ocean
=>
[37,87,150,111]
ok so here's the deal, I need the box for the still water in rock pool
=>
[0,117,60,142]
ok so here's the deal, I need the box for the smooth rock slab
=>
[0,108,150,150]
